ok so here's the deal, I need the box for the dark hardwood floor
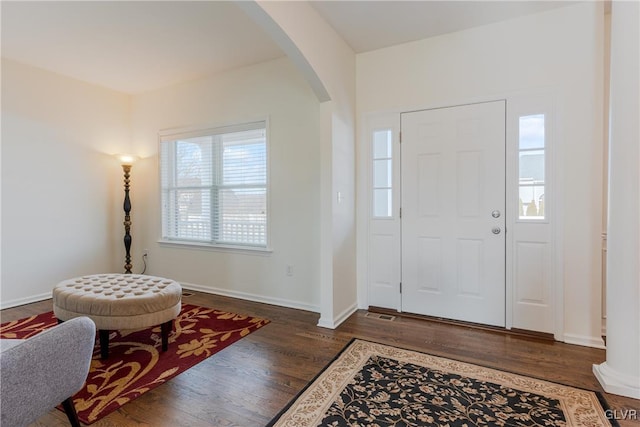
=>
[2,291,638,426]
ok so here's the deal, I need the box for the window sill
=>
[158,240,273,256]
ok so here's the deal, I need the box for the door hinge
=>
[399,131,402,143]
[400,207,402,218]
[399,282,402,293]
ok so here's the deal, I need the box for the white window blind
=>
[160,121,268,248]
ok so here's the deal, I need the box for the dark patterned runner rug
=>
[269,339,616,427]
[0,304,269,424]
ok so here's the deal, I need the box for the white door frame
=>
[358,93,563,339]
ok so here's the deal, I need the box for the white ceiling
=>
[310,1,575,53]
[1,1,286,94]
[1,1,574,95]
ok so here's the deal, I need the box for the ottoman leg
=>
[161,320,172,352]
[99,330,110,359]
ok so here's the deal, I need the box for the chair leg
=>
[61,397,81,427]
[161,320,172,352]
[99,330,110,359]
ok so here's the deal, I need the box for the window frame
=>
[158,119,271,252]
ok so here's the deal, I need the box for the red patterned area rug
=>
[0,304,269,424]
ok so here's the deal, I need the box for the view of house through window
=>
[160,121,268,248]
[518,114,545,220]
[372,129,393,218]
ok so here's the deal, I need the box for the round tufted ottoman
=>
[53,274,182,359]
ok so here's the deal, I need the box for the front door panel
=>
[401,101,506,326]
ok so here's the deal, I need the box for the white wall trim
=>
[593,362,640,399]
[0,292,51,310]
[1,282,321,316]
[563,333,606,349]
[180,282,319,314]
[317,302,358,329]
[316,316,334,329]
[551,93,566,343]
[356,113,370,311]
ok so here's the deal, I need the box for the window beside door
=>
[372,129,393,218]
[518,114,545,220]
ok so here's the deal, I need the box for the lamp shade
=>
[116,154,139,166]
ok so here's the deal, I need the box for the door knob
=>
[492,227,501,235]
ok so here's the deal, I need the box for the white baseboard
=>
[316,316,334,329]
[180,282,320,313]
[593,362,640,399]
[0,292,51,310]
[563,333,606,349]
[317,302,358,330]
[0,284,320,315]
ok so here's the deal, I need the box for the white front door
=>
[400,101,506,326]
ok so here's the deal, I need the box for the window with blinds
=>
[160,121,268,248]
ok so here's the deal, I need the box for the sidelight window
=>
[518,114,545,220]
[372,129,393,218]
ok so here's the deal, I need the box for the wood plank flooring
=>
[1,291,638,426]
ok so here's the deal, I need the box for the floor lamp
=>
[117,154,138,274]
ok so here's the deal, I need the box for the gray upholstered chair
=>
[0,316,96,427]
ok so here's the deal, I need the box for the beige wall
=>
[1,58,131,307]
[130,57,322,311]
[0,56,324,313]
[1,4,610,347]
[356,3,605,345]
[241,1,358,326]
